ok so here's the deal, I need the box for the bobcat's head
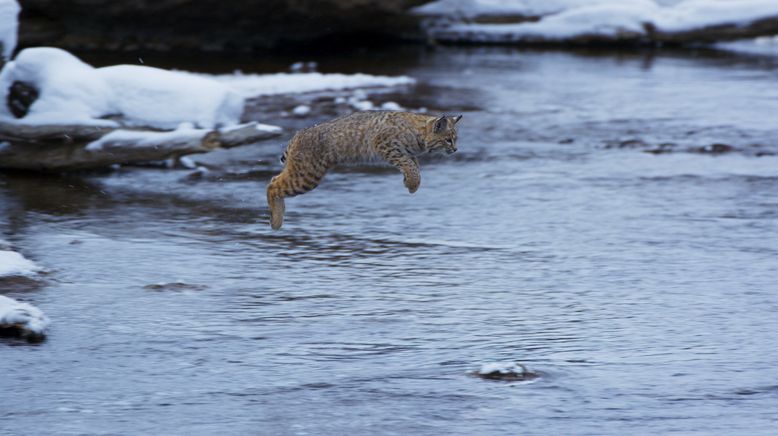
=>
[425,115,462,155]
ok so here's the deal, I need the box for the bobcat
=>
[266,111,462,229]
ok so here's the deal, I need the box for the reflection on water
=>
[2,47,778,435]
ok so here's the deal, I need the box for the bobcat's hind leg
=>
[266,164,327,230]
[267,175,287,230]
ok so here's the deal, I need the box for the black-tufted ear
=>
[452,115,462,124]
[433,116,448,134]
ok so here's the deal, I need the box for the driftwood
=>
[0,121,282,171]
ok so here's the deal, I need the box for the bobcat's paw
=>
[404,176,419,194]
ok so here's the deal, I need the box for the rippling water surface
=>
[2,47,778,435]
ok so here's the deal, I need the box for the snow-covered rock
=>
[0,0,19,60]
[0,294,50,338]
[416,0,778,44]
[0,249,41,277]
[475,361,539,381]
[0,47,244,129]
[291,104,311,117]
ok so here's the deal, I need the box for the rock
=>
[17,0,429,52]
[7,80,39,118]
[700,143,735,154]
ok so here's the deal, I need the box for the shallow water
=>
[2,47,778,435]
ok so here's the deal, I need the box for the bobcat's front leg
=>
[383,150,420,194]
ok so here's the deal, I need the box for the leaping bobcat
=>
[267,111,462,229]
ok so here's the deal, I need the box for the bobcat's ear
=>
[452,115,462,124]
[432,115,448,134]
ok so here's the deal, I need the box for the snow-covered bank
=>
[1,47,416,128]
[0,48,244,129]
[0,294,50,338]
[415,0,778,45]
[0,0,19,59]
[0,249,41,277]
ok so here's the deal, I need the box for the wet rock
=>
[18,0,429,52]
[694,143,735,155]
[644,143,677,154]
[472,362,539,382]
[144,281,208,292]
[7,81,39,119]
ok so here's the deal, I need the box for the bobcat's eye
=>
[446,138,454,145]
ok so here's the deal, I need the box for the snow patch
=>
[202,71,415,98]
[250,123,283,135]
[0,294,50,337]
[0,0,19,60]
[380,101,403,111]
[716,35,778,56]
[292,104,311,117]
[0,249,41,277]
[85,124,208,151]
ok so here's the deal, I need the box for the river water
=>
[2,46,778,435]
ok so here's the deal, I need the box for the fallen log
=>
[0,121,282,171]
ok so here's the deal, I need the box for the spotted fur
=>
[267,111,462,229]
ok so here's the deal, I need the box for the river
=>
[2,46,778,435]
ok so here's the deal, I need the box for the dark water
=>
[2,47,778,435]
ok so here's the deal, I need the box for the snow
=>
[0,47,415,131]
[0,0,19,60]
[292,104,311,117]
[0,48,244,129]
[716,35,778,56]
[247,123,283,135]
[202,71,415,98]
[478,361,526,375]
[380,101,403,111]
[0,295,50,337]
[84,124,209,151]
[416,0,778,42]
[98,65,244,129]
[0,249,40,277]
